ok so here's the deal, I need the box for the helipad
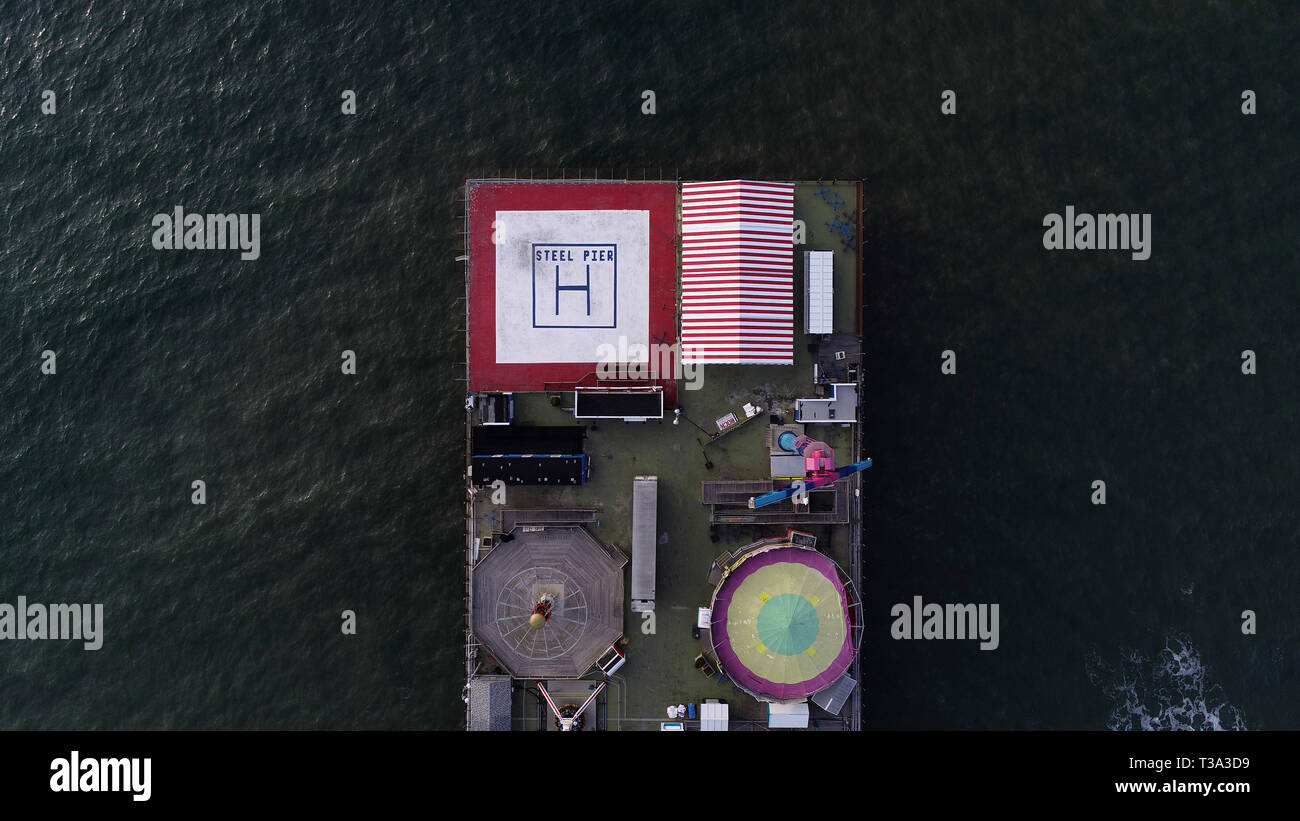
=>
[466,180,677,395]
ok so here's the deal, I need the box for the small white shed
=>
[700,701,730,732]
[766,701,810,729]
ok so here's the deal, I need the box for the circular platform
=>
[494,566,589,662]
[709,543,857,701]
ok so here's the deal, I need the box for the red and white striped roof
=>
[680,180,794,364]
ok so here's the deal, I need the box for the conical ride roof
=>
[709,544,855,701]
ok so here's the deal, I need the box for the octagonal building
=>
[471,525,627,679]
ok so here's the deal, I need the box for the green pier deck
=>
[463,180,865,731]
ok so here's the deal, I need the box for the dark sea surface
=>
[0,1,1296,729]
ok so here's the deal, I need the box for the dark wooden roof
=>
[471,526,625,678]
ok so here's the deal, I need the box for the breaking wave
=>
[1086,635,1246,731]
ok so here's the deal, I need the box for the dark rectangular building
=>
[472,425,586,456]
[574,388,664,420]
[471,454,588,486]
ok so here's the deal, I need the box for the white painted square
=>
[494,210,650,363]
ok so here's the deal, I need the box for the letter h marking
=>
[556,264,592,316]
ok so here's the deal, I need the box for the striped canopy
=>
[709,545,855,701]
[680,181,794,364]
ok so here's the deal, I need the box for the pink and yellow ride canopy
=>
[709,544,856,701]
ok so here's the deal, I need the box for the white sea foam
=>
[1086,635,1246,731]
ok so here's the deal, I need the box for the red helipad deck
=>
[467,180,678,403]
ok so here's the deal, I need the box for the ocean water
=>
[1086,636,1248,731]
[0,1,1296,729]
